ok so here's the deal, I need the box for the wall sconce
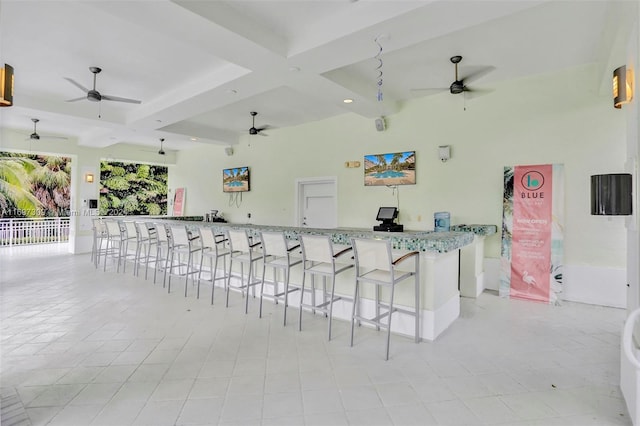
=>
[85,173,94,183]
[613,65,634,109]
[0,64,14,107]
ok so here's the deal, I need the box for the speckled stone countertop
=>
[450,224,498,237]
[190,223,486,253]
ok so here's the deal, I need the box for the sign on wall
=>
[173,187,186,216]
[500,164,564,304]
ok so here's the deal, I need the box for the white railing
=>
[0,218,70,246]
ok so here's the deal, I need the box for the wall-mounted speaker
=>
[375,117,386,131]
[591,173,632,215]
[225,147,234,156]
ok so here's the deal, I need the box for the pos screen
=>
[376,207,398,221]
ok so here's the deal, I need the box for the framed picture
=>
[364,151,416,186]
[223,166,250,192]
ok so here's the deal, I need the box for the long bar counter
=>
[170,221,497,341]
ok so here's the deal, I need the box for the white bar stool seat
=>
[103,220,128,272]
[298,234,353,341]
[350,237,420,360]
[91,218,108,269]
[165,224,202,296]
[226,229,263,313]
[259,231,302,325]
[153,223,170,286]
[134,221,155,279]
[197,226,231,304]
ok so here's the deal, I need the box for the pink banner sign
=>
[510,165,553,302]
[173,187,185,217]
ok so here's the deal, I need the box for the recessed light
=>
[226,89,237,94]
[190,137,197,141]
[156,119,162,123]
[343,98,353,104]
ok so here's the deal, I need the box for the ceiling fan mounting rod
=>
[90,67,102,91]
[450,56,462,81]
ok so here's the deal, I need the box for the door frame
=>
[294,176,338,228]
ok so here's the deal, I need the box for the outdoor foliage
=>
[0,152,71,218]
[99,161,168,216]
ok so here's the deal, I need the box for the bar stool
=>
[91,218,108,269]
[153,223,170,286]
[197,226,231,304]
[165,224,202,296]
[226,229,263,313]
[134,221,155,279]
[121,220,139,273]
[350,238,420,360]
[259,231,302,325]
[298,234,353,341]
[103,220,127,272]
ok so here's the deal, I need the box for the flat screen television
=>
[223,166,250,193]
[364,151,416,186]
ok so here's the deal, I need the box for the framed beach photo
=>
[364,151,416,186]
[223,166,250,192]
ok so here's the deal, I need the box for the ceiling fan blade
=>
[25,134,68,141]
[464,87,495,99]
[64,77,89,93]
[410,87,447,92]
[101,94,142,104]
[460,66,496,84]
[410,88,447,97]
[41,135,69,140]
[65,97,86,102]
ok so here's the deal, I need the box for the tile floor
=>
[0,243,633,425]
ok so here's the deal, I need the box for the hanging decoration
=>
[374,36,384,101]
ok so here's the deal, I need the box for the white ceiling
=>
[0,0,630,151]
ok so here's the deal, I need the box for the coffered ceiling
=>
[0,0,632,151]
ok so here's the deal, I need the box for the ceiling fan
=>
[248,111,270,136]
[412,56,495,96]
[26,118,68,141]
[64,67,142,104]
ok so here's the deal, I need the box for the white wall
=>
[0,64,630,307]
[171,64,628,306]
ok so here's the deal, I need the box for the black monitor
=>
[373,206,403,232]
[376,207,398,223]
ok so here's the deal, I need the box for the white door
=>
[296,177,337,229]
